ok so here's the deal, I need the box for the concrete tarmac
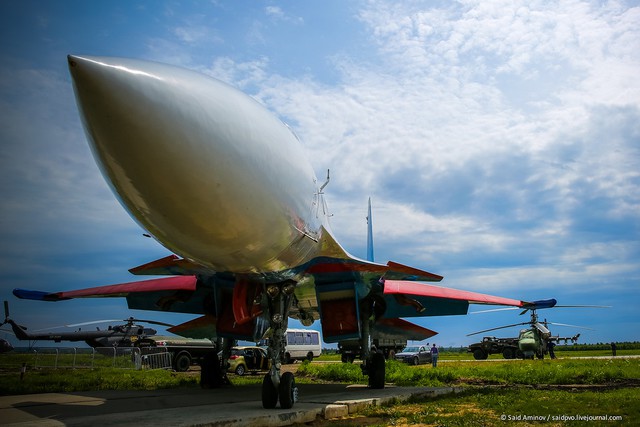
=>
[1,383,462,427]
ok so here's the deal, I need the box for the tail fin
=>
[367,197,374,262]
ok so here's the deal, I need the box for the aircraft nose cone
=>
[67,55,318,271]
[67,54,84,68]
[67,55,183,235]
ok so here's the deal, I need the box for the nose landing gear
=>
[261,281,299,409]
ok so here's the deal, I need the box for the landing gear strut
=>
[200,337,234,388]
[261,280,299,409]
[359,297,385,389]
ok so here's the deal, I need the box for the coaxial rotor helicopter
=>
[1,300,174,349]
[467,298,608,360]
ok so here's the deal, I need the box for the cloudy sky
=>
[1,1,638,348]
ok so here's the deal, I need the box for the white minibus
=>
[283,329,322,363]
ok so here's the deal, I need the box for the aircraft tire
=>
[278,372,297,409]
[261,374,278,409]
[173,352,191,372]
[368,352,385,389]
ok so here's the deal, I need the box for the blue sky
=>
[1,1,638,348]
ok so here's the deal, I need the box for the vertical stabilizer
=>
[367,197,374,262]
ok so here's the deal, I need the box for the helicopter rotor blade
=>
[34,317,174,332]
[545,322,595,330]
[68,319,124,328]
[34,319,123,331]
[467,322,530,336]
[472,303,610,316]
[129,318,175,327]
[554,305,611,309]
[1,301,27,330]
[470,307,520,314]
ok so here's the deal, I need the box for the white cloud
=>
[206,1,638,220]
[200,0,640,296]
[173,24,217,44]
[265,6,304,25]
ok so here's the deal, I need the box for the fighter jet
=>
[15,56,545,409]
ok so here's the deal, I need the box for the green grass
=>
[301,357,640,426]
[319,348,640,361]
[438,348,640,360]
[345,387,637,427]
[2,355,638,426]
[0,368,199,396]
[2,352,638,400]
[298,357,640,387]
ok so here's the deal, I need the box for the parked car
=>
[226,346,270,376]
[394,345,432,365]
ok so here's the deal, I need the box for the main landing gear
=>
[261,280,299,409]
[359,297,386,389]
[200,337,233,389]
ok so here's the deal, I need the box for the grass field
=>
[2,351,638,425]
[317,348,639,361]
[300,357,640,387]
[302,355,640,426]
[317,388,636,426]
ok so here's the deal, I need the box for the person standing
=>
[430,343,439,367]
[547,341,556,359]
[611,342,617,356]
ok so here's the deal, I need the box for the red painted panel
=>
[383,280,523,307]
[59,275,198,298]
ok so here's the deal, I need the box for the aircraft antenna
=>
[319,169,330,192]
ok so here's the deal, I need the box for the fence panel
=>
[139,348,172,370]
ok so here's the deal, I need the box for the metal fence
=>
[0,347,172,371]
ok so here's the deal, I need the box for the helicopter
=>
[1,300,174,349]
[467,299,606,359]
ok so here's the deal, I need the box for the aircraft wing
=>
[371,318,438,341]
[13,254,527,342]
[13,276,197,301]
[382,280,524,318]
